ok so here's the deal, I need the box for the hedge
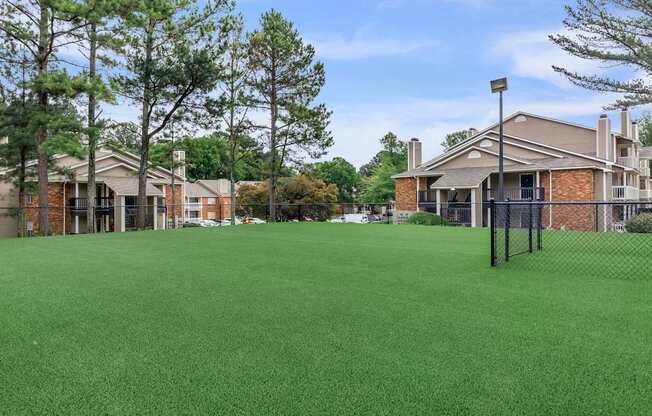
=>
[625,212,652,233]
[406,212,447,226]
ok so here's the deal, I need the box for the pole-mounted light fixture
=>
[490,77,508,201]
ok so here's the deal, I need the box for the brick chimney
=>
[408,138,422,171]
[597,114,613,161]
[173,150,186,178]
[621,109,631,138]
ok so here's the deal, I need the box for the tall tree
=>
[359,132,407,178]
[212,13,256,225]
[76,0,118,233]
[550,0,652,109]
[0,48,37,237]
[637,113,652,147]
[303,157,359,202]
[0,0,92,234]
[441,129,473,149]
[113,0,226,229]
[248,10,332,222]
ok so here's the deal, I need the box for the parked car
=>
[185,219,219,227]
[243,217,266,224]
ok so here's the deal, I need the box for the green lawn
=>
[1,224,651,415]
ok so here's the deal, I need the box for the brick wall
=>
[540,169,595,231]
[25,183,66,235]
[395,178,417,211]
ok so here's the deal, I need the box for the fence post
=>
[504,198,510,262]
[490,199,496,267]
[594,204,599,232]
[537,202,542,251]
[528,198,533,253]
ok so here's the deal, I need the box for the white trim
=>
[427,146,531,170]
[416,176,420,211]
[80,162,158,179]
[436,189,441,216]
[497,139,563,159]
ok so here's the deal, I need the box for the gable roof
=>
[186,182,218,198]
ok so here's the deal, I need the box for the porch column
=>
[74,183,79,234]
[436,189,441,216]
[117,195,125,232]
[471,188,477,227]
[153,196,158,230]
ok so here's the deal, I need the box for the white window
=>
[188,211,200,219]
[514,115,527,123]
[467,150,481,159]
[26,221,33,237]
[207,197,217,205]
[479,139,492,148]
[188,197,200,204]
[207,212,216,220]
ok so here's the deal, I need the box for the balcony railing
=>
[185,202,202,211]
[417,190,438,203]
[69,197,114,215]
[640,189,652,200]
[612,186,639,200]
[441,204,472,226]
[617,156,638,169]
[485,187,545,201]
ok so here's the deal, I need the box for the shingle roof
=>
[430,168,493,189]
[186,182,217,197]
[641,147,652,159]
[103,177,164,196]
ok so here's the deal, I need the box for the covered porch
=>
[417,169,545,227]
[68,178,168,233]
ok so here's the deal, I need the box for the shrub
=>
[625,213,652,233]
[406,212,447,226]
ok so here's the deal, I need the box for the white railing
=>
[612,185,639,200]
[640,189,652,200]
[617,156,638,169]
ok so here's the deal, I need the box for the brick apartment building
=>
[393,110,652,231]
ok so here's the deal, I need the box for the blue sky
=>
[104,0,645,166]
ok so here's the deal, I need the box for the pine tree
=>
[0,0,92,234]
[248,10,332,222]
[550,0,652,109]
[113,0,227,229]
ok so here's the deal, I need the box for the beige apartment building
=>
[393,109,652,231]
[0,147,187,237]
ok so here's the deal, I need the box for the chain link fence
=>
[0,202,399,238]
[490,200,652,279]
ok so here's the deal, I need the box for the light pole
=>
[490,77,508,201]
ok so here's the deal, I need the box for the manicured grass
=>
[1,224,651,415]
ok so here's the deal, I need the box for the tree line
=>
[0,0,331,232]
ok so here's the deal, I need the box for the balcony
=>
[640,189,652,200]
[185,202,202,211]
[612,186,639,200]
[417,190,438,203]
[485,187,545,201]
[69,197,114,215]
[639,162,650,177]
[617,156,638,169]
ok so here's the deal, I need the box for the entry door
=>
[520,174,534,200]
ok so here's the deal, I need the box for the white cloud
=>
[491,29,608,89]
[310,25,436,60]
